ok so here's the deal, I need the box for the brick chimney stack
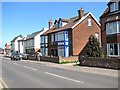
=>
[49,20,53,29]
[78,8,84,19]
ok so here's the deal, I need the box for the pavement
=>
[21,59,118,77]
[1,56,119,88]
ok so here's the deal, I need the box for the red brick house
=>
[41,8,101,57]
[100,1,120,58]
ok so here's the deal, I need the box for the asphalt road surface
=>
[1,56,118,88]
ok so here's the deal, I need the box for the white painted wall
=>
[34,28,48,50]
[14,37,22,52]
[18,41,23,53]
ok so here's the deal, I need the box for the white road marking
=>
[45,72,84,83]
[24,66,37,71]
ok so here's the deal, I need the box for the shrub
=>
[86,35,103,57]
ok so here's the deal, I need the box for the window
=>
[56,23,58,28]
[59,21,62,28]
[65,31,68,41]
[88,18,92,27]
[119,21,120,32]
[106,21,120,34]
[107,43,120,56]
[95,32,99,40]
[41,36,45,43]
[32,39,34,46]
[58,31,64,41]
[51,34,54,42]
[65,46,69,57]
[58,46,64,57]
[41,48,45,56]
[45,36,47,43]
[55,33,58,41]
[45,48,48,56]
[110,2,119,12]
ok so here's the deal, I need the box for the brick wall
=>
[72,15,101,56]
[79,56,120,69]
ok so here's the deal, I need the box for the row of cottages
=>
[40,8,101,57]
[100,1,120,58]
[11,28,48,54]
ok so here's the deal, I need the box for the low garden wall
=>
[40,56,78,63]
[27,55,35,60]
[40,56,59,63]
[79,56,120,69]
[59,56,78,63]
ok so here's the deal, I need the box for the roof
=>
[100,7,109,18]
[26,30,43,40]
[43,12,100,35]
[0,48,3,50]
[11,35,21,42]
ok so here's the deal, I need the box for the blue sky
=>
[2,2,108,48]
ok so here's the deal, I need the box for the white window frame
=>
[106,21,120,35]
[88,17,92,27]
[107,43,120,57]
[110,2,119,12]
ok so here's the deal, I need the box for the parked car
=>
[11,52,23,60]
[21,54,28,60]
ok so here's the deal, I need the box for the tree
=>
[86,35,102,57]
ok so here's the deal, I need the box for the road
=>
[1,56,118,88]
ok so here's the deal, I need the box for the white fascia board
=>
[71,12,101,29]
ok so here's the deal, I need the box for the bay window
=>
[58,31,64,41]
[41,36,44,43]
[45,36,48,43]
[58,46,64,57]
[110,2,119,12]
[55,33,58,41]
[106,21,120,34]
[107,43,120,56]
[51,34,54,42]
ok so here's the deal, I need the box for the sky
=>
[1,2,108,48]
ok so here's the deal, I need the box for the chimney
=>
[48,20,53,29]
[20,34,22,37]
[78,8,84,19]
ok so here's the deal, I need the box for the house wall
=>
[19,41,23,53]
[72,15,101,56]
[14,37,22,52]
[100,9,120,57]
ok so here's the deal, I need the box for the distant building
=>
[18,35,30,54]
[41,8,101,57]
[4,43,11,54]
[100,1,120,58]
[11,34,23,52]
[24,28,48,55]
[0,48,4,54]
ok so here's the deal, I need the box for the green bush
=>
[86,35,103,57]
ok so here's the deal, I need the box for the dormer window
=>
[110,2,119,12]
[56,22,58,28]
[59,20,63,28]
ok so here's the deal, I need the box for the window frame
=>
[88,17,92,27]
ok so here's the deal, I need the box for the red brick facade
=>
[72,15,101,56]
[100,1,120,57]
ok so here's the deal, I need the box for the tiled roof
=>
[43,13,89,35]
[11,35,21,42]
[26,30,43,40]
[100,7,109,17]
